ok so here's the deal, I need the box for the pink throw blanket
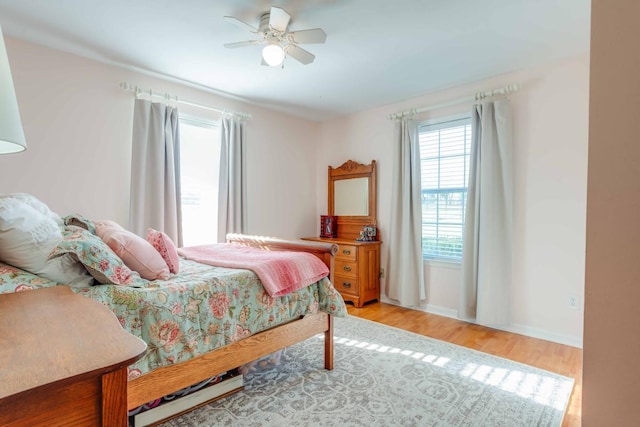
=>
[178,243,329,297]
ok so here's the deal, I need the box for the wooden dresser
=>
[0,286,147,427]
[303,237,381,307]
[311,159,382,308]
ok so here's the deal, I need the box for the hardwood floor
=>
[346,302,582,427]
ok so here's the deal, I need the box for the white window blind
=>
[419,117,472,260]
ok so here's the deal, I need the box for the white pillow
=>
[0,193,64,228]
[0,198,92,288]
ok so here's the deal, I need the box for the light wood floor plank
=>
[347,302,582,427]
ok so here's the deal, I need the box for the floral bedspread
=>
[0,259,347,380]
[0,262,59,293]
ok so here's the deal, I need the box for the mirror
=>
[328,160,377,240]
[334,177,368,216]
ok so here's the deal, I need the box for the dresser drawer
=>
[336,244,357,261]
[301,236,380,308]
[335,260,357,279]
[334,275,359,297]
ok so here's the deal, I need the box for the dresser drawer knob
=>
[342,249,351,255]
[343,265,352,272]
[342,282,352,288]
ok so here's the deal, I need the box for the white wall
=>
[0,37,320,240]
[317,54,589,347]
[2,36,589,347]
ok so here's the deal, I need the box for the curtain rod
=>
[119,82,251,120]
[388,83,521,120]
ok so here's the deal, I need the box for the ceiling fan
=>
[223,6,327,67]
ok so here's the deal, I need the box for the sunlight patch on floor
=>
[459,362,573,410]
[326,335,573,411]
[333,335,451,367]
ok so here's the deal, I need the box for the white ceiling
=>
[0,0,590,121]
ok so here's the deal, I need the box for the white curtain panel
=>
[386,118,426,306]
[217,116,247,242]
[459,100,513,326]
[129,99,183,246]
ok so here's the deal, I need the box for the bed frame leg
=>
[324,314,334,370]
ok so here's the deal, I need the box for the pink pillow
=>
[147,228,180,274]
[95,220,170,281]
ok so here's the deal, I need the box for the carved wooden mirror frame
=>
[328,159,377,240]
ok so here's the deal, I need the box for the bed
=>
[0,194,347,413]
[127,234,345,409]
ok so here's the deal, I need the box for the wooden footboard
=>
[128,312,334,409]
[127,234,338,410]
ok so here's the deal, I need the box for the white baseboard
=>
[500,323,583,349]
[380,298,583,349]
[420,303,458,319]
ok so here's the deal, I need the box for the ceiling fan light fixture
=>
[262,42,285,67]
[225,7,325,67]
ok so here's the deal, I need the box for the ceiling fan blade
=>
[287,45,315,65]
[269,6,291,32]
[224,40,263,48]
[289,28,327,44]
[223,16,259,33]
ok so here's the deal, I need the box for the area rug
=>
[162,316,574,426]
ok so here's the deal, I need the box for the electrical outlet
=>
[380,268,385,278]
[568,294,579,310]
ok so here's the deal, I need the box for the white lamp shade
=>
[262,43,285,67]
[0,24,26,154]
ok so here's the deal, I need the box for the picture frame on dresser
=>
[303,159,381,308]
[320,215,338,238]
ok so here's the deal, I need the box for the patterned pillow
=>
[63,213,97,234]
[48,225,142,285]
[147,228,180,274]
[96,221,170,281]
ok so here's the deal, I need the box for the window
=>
[179,117,220,247]
[419,117,472,261]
